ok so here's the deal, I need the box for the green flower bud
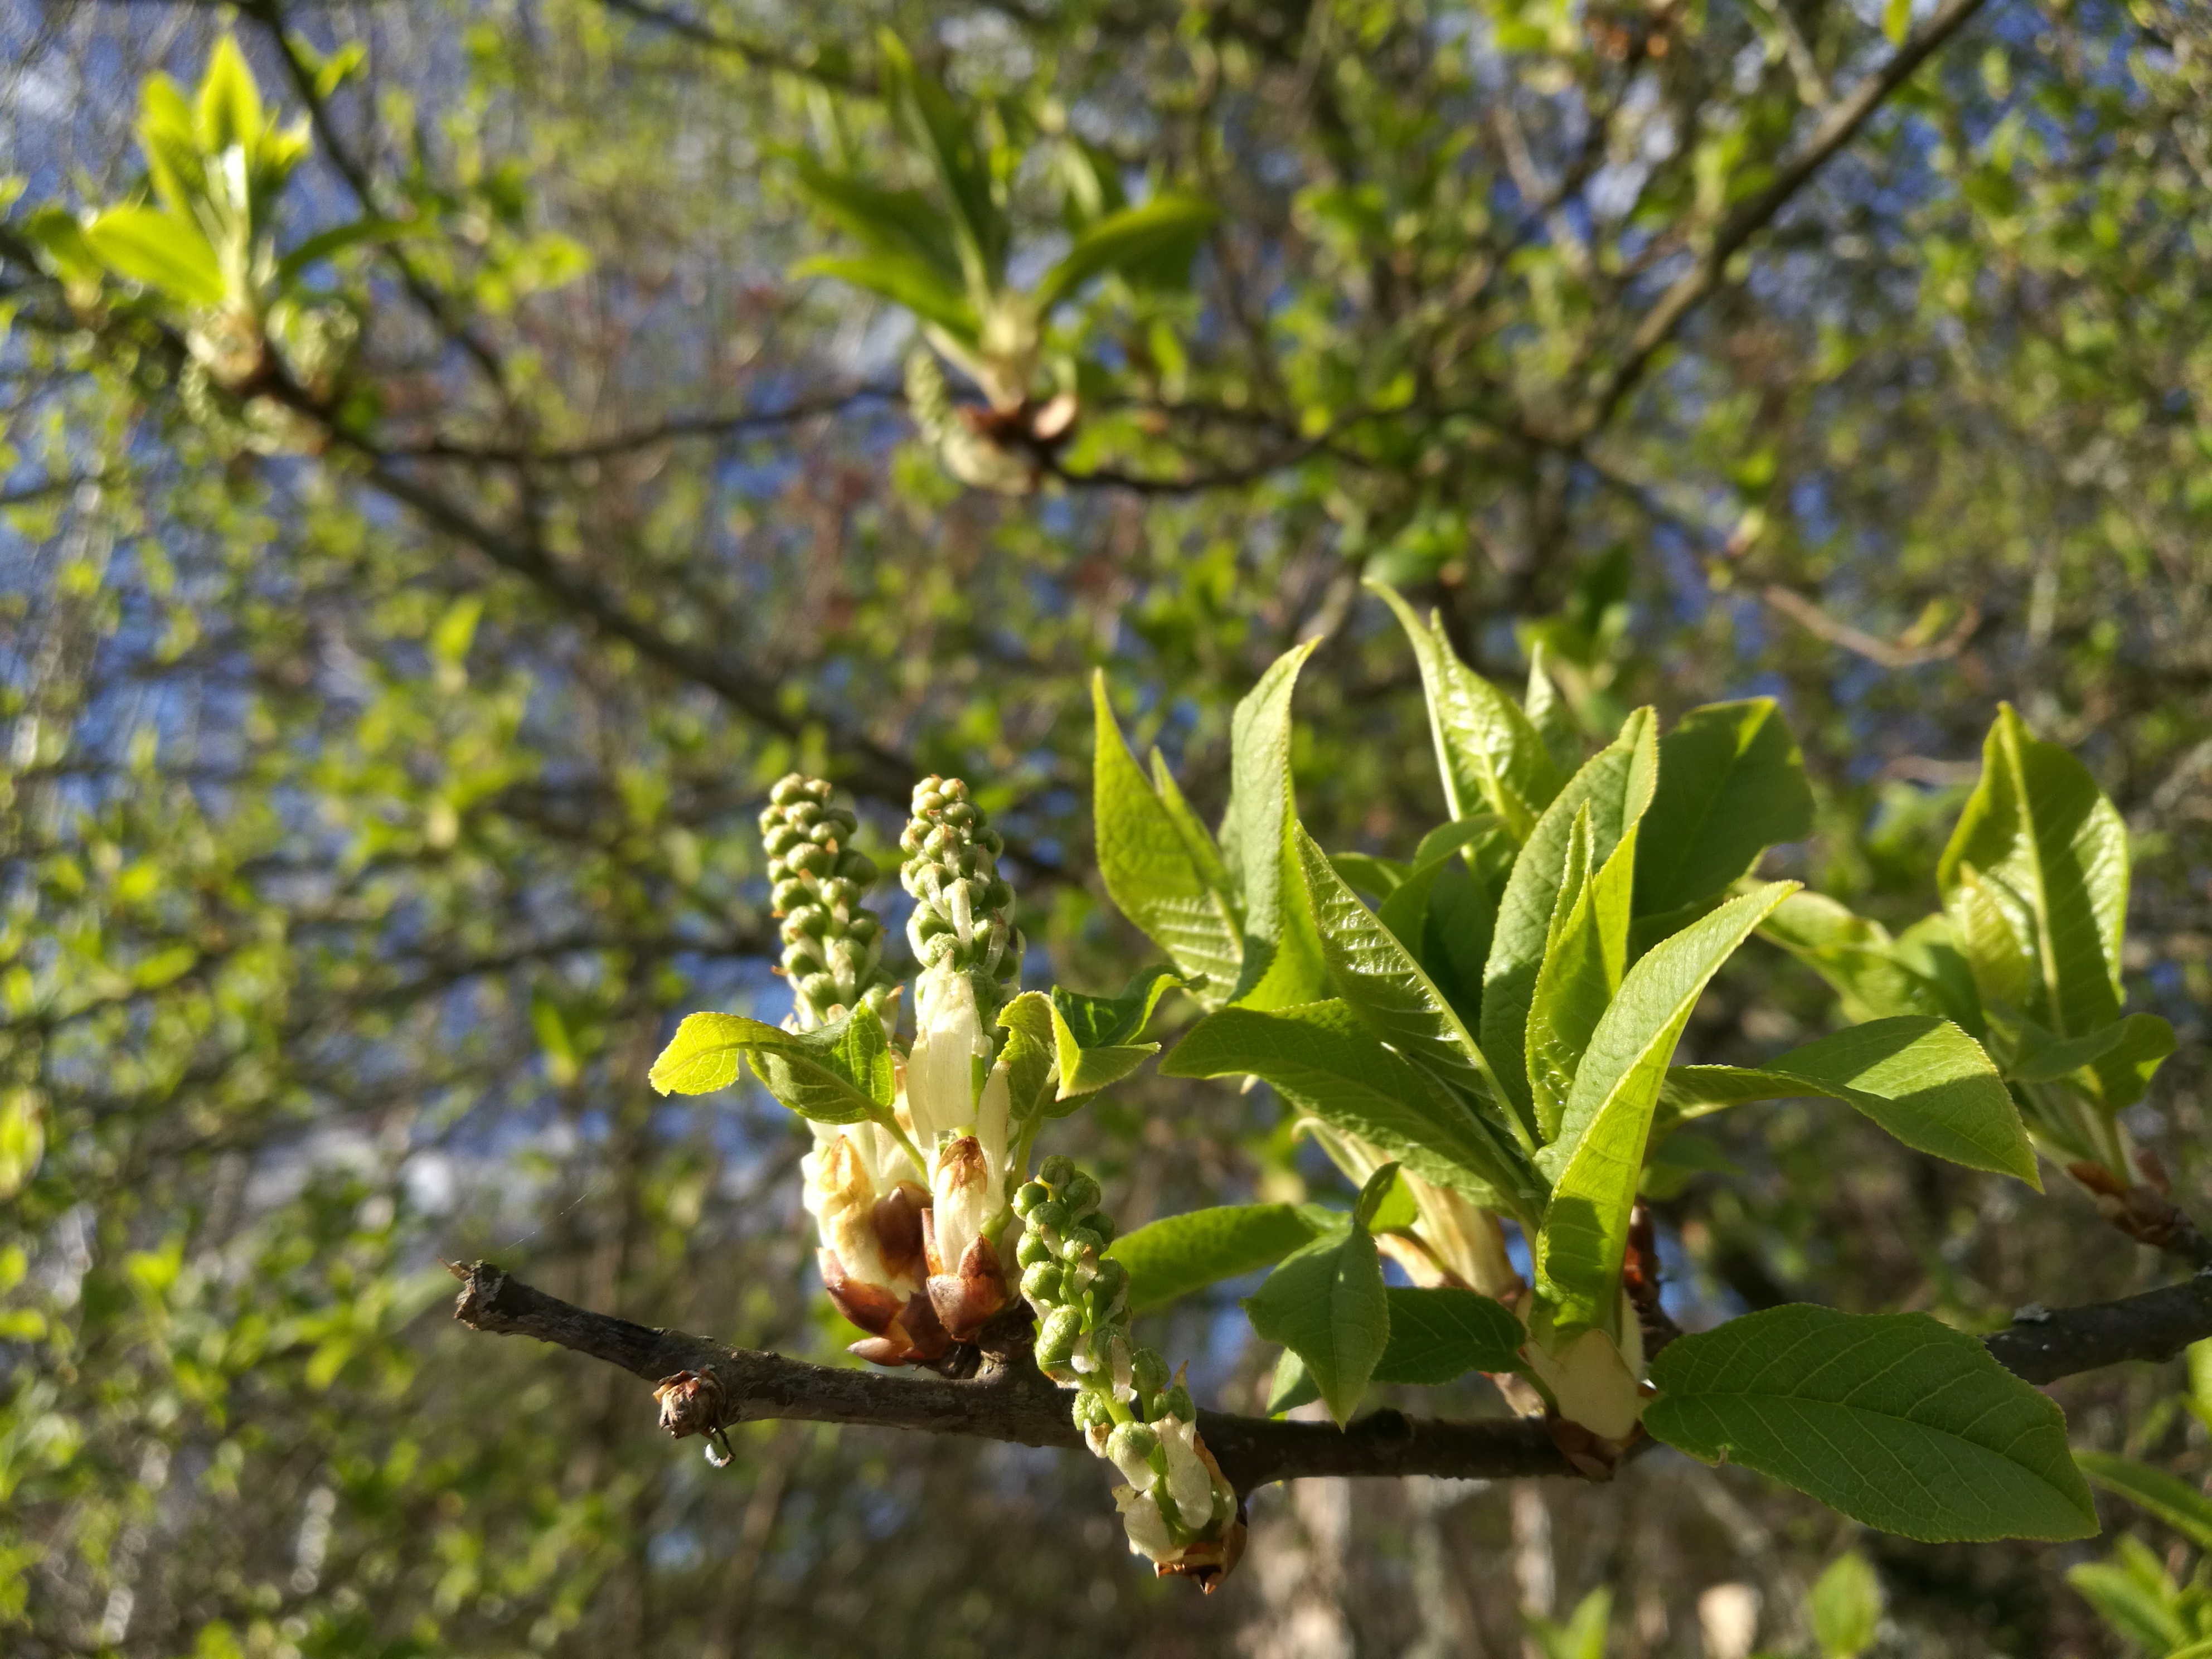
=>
[1086,1210,1117,1248]
[1012,1181,1050,1217]
[1035,1307,1083,1369]
[1059,1224,1105,1262]
[1059,1172,1100,1215]
[1028,1200,1068,1234]
[1016,1232,1055,1268]
[899,775,1022,1002]
[1086,1257,1128,1314]
[761,774,891,1029]
[1165,1382,1195,1423]
[1021,1261,1064,1304]
[1039,1154,1076,1189]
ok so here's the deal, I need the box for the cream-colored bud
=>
[1523,1316,1646,1442]
[1114,1486,1174,1564]
[908,961,988,1143]
[1157,1415,1217,1531]
[929,1134,996,1276]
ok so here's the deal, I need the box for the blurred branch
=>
[452,1259,2212,1495]
[1574,0,1990,436]
[1760,583,1981,668]
[594,0,871,89]
[392,387,903,464]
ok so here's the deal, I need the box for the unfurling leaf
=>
[648,1007,893,1124]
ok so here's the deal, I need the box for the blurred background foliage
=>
[2,0,2210,1652]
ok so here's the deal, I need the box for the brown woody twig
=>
[450,1258,2212,1493]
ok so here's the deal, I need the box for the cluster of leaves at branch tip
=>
[793,31,1216,492]
[1089,589,2110,1544]
[16,36,412,453]
[1016,1158,1244,1590]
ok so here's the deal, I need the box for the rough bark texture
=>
[451,1259,2212,1493]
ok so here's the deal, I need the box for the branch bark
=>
[450,1259,2212,1492]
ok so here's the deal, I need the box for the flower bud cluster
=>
[762,774,890,1029]
[899,776,1022,1011]
[1016,1158,1243,1589]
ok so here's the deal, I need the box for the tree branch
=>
[1573,0,1990,436]
[450,1259,2212,1494]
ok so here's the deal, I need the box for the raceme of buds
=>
[762,774,891,1029]
[803,1119,948,1366]
[1016,1158,1244,1589]
[899,776,1022,1000]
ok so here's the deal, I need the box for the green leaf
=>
[1329,851,1408,901]
[790,157,962,280]
[1937,705,2128,1048]
[1047,966,1186,1100]
[1162,1000,1541,1222]
[1092,675,1244,1001]
[792,253,978,339]
[1032,195,1219,313]
[83,206,226,305]
[996,992,1060,1124]
[1370,580,1560,839]
[1110,1202,1327,1313]
[2068,1543,2190,1655]
[1525,808,1636,1142]
[2074,1450,2212,1551]
[1482,707,1659,1139]
[1645,1304,2098,1542]
[195,36,264,157]
[1525,642,1584,778]
[876,31,1004,289]
[647,1008,894,1124]
[1244,1221,1389,1425]
[274,217,428,289]
[1294,826,1519,1144]
[1225,642,1330,1010]
[0,1090,45,1201]
[1634,698,1815,919]
[1661,1015,2038,1185]
[1528,1587,1612,1659]
[1810,1551,1884,1659]
[1535,883,1797,1333]
[1759,891,1954,1026]
[1267,1347,1322,1414]
[1371,1287,1524,1384]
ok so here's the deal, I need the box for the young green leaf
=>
[1371,1287,1524,1385]
[1633,699,1815,919]
[1244,1220,1389,1425]
[1294,826,1519,1144]
[1162,1000,1542,1223]
[792,253,979,339]
[1645,1304,2098,1542]
[1267,1346,1321,1414]
[1525,809,1636,1142]
[1759,891,1953,1026]
[1482,708,1660,1142]
[1031,195,1219,313]
[875,31,1003,289]
[996,992,1060,1123]
[83,206,226,305]
[1370,579,1560,839]
[647,1007,893,1124]
[1330,851,1409,902]
[1092,674,1244,1001]
[1527,1587,1612,1659]
[1225,642,1329,1010]
[1047,966,1187,1101]
[2067,1542,2192,1656]
[2073,1449,2212,1551]
[1525,642,1585,779]
[1810,1552,1884,1659]
[1534,883,1797,1333]
[1938,704,2128,1049]
[1660,1015,2037,1185]
[789,157,963,280]
[1110,1203,1328,1313]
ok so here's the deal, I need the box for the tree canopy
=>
[3,0,2211,1653]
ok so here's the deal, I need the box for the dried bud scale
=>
[1017,1161,1244,1589]
[760,774,891,1029]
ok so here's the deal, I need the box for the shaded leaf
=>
[1371,1287,1524,1384]
[1646,1304,2097,1542]
[1634,698,1815,919]
[2074,1449,2212,1552]
[1244,1220,1388,1425]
